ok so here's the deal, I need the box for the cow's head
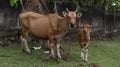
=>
[63,8,82,28]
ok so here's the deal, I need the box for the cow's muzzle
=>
[69,23,76,27]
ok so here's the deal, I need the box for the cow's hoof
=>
[87,63,100,67]
[22,49,31,54]
[80,58,84,61]
[84,59,88,62]
[62,55,68,60]
[42,57,51,62]
[43,54,56,61]
[42,55,52,62]
[84,60,88,62]
[77,64,85,67]
[63,53,69,60]
[57,58,62,64]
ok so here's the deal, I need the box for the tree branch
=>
[20,0,25,11]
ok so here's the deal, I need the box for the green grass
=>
[0,40,120,67]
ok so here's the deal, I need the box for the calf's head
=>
[81,24,91,34]
[63,8,82,27]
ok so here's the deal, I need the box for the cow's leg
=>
[21,37,31,53]
[49,40,68,60]
[47,40,68,60]
[55,38,61,59]
[43,42,56,61]
[54,37,62,63]
[60,45,69,60]
[21,28,31,54]
[50,43,56,58]
[47,36,56,59]
[56,43,62,59]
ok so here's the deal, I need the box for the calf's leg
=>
[84,48,88,62]
[81,48,84,61]
[84,43,89,62]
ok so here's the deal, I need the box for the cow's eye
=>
[67,16,70,18]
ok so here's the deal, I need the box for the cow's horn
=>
[75,7,78,13]
[72,0,80,13]
[66,8,69,12]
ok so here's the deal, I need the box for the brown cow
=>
[19,8,82,62]
[78,23,91,62]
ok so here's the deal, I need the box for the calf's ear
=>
[77,13,82,18]
[62,11,68,17]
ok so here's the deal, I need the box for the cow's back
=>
[19,12,51,39]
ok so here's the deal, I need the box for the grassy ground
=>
[0,40,120,67]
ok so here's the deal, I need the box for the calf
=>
[78,23,91,62]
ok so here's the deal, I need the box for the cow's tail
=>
[17,17,21,29]
[17,17,22,40]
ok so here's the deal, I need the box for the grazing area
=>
[0,40,120,67]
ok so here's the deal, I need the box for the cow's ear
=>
[77,13,82,18]
[62,11,68,17]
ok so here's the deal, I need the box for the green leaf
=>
[10,0,19,7]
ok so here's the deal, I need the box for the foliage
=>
[79,0,120,11]
[9,0,120,11]
[105,0,120,11]
[10,0,19,7]
[49,0,120,11]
